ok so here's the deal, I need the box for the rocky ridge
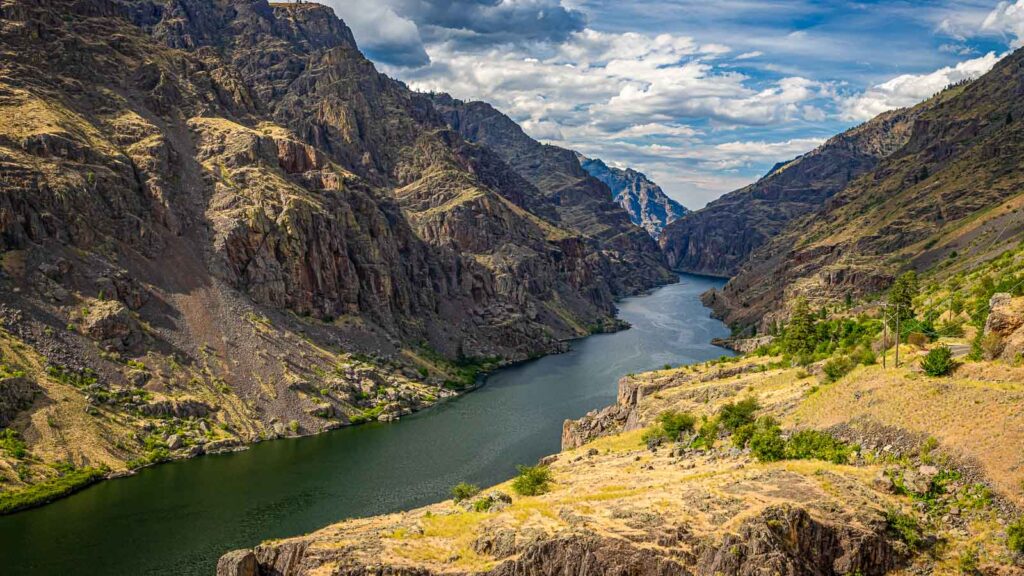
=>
[703,49,1024,329]
[578,155,688,238]
[0,0,671,504]
[659,105,921,278]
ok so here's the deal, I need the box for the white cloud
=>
[839,51,1002,121]
[982,0,1024,47]
[326,2,430,66]
[735,51,763,60]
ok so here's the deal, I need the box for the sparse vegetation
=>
[511,465,552,496]
[717,397,759,432]
[885,508,923,549]
[0,466,106,514]
[0,428,28,459]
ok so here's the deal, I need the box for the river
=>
[0,274,731,576]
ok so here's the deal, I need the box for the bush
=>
[451,482,480,503]
[850,346,876,366]
[691,417,720,450]
[907,332,929,349]
[885,509,923,549]
[641,410,697,444]
[1009,517,1024,555]
[784,430,857,464]
[749,421,786,462]
[660,410,697,440]
[921,346,954,377]
[822,356,854,382]
[718,398,759,432]
[0,429,28,459]
[981,333,1004,360]
[512,465,552,496]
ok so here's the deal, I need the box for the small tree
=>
[921,346,954,377]
[512,465,552,496]
[451,482,480,503]
[783,298,817,356]
[889,271,919,321]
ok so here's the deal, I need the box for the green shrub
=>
[885,509,923,549]
[0,429,28,459]
[822,356,854,382]
[784,430,856,464]
[691,417,720,450]
[921,346,954,377]
[749,421,786,462]
[658,410,696,440]
[451,482,480,503]
[851,346,876,366]
[511,465,552,496]
[718,397,759,432]
[1008,517,1024,555]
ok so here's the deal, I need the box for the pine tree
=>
[783,297,817,355]
[888,271,918,321]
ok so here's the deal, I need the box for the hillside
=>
[578,156,688,238]
[0,0,672,507]
[705,48,1024,329]
[659,107,922,277]
[220,324,1024,575]
[428,94,675,292]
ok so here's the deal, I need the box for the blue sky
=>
[325,0,1024,208]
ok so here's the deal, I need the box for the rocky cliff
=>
[659,106,921,277]
[707,48,1024,329]
[0,0,671,503]
[578,156,688,238]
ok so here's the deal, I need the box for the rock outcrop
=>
[984,293,1024,361]
[578,156,688,238]
[0,375,38,427]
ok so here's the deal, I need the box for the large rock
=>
[82,301,142,352]
[984,293,1024,361]
[215,550,258,576]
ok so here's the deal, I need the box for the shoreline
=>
[0,277,682,516]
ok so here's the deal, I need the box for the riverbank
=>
[0,275,732,576]
[222,347,1024,575]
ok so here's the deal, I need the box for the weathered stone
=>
[82,301,142,352]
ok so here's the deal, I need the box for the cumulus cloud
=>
[327,0,586,66]
[839,51,1001,121]
[982,0,1024,47]
[328,2,430,67]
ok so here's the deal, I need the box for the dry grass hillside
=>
[219,347,1024,575]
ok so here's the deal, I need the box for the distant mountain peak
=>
[577,155,689,238]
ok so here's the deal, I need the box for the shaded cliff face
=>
[708,48,1024,329]
[0,0,673,495]
[579,156,688,238]
[659,107,920,277]
[428,94,677,295]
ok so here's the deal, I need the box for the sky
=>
[324,0,1024,208]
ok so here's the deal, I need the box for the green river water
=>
[0,274,731,575]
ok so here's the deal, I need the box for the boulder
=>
[82,301,142,352]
